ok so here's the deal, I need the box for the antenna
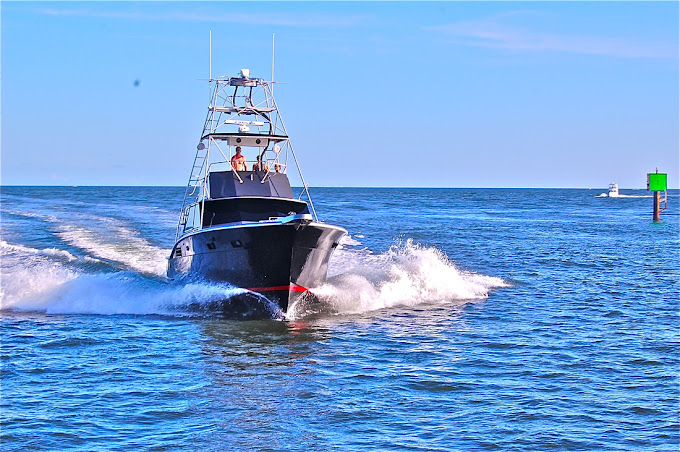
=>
[209,29,212,81]
[271,32,275,92]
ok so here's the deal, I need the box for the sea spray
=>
[41,276,282,318]
[2,237,506,320]
[0,241,81,310]
[288,239,508,319]
[0,240,280,318]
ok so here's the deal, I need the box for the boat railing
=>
[206,160,288,178]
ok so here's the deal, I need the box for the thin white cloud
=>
[39,7,369,28]
[429,18,677,59]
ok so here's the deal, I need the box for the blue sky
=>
[2,1,678,188]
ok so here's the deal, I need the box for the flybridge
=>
[199,133,288,148]
[175,68,317,241]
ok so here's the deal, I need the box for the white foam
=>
[615,194,653,198]
[0,240,279,316]
[597,193,653,198]
[2,234,507,320]
[289,239,508,319]
[56,223,169,277]
[3,271,254,316]
[0,208,54,220]
[340,235,362,247]
[0,242,242,316]
[38,278,249,316]
[0,241,80,310]
[0,240,83,262]
[3,202,171,277]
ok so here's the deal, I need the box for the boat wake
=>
[0,240,283,319]
[56,222,170,277]
[1,236,506,320]
[288,238,508,320]
[597,193,652,198]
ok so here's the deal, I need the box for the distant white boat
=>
[597,183,652,198]
[597,183,620,197]
[607,183,620,197]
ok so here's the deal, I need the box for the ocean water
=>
[1,186,678,451]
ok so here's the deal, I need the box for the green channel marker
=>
[647,173,667,192]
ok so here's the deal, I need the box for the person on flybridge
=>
[231,146,247,171]
[252,154,269,172]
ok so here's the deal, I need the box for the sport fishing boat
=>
[607,183,620,197]
[167,69,346,314]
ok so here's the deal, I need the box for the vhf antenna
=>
[271,32,275,93]
[208,30,213,103]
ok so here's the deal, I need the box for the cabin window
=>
[200,198,310,227]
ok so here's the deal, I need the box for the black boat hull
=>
[167,221,346,313]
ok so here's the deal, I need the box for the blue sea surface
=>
[1,186,678,451]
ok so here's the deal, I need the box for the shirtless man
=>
[230,146,247,171]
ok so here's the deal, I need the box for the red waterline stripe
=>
[247,284,309,293]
